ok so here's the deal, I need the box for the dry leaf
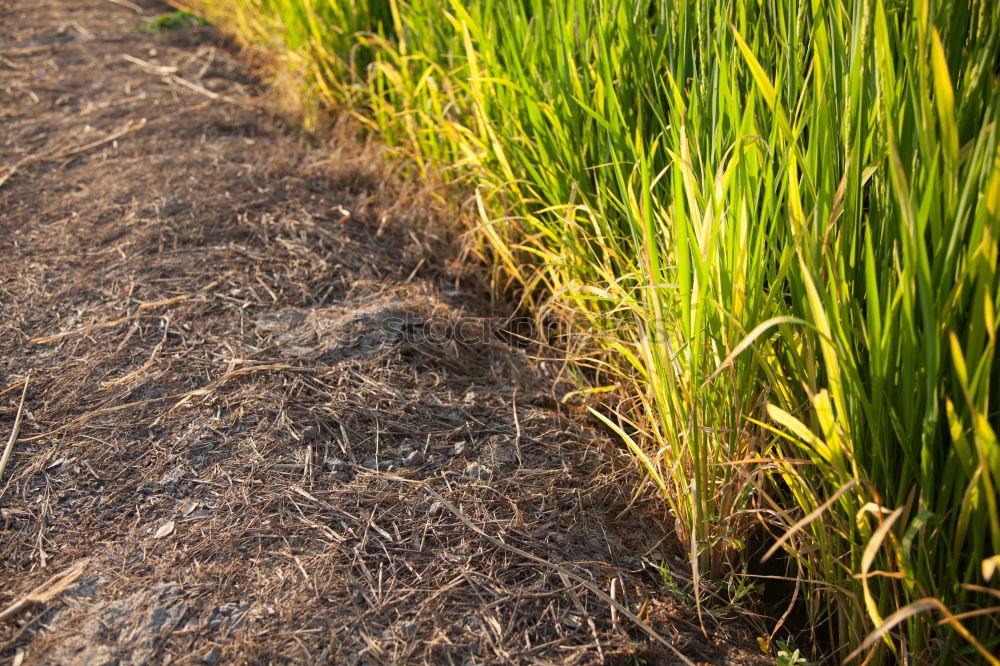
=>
[153,521,175,539]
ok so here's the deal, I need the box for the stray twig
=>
[404,258,425,283]
[31,294,191,344]
[194,48,216,81]
[106,0,143,13]
[167,73,221,100]
[18,394,177,443]
[0,55,23,70]
[0,164,20,190]
[0,376,30,499]
[0,559,87,623]
[52,119,148,161]
[512,390,522,467]
[0,119,148,190]
[0,378,29,399]
[122,54,235,103]
[610,577,619,629]
[169,363,314,411]
[122,53,177,76]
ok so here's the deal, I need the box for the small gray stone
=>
[402,450,424,467]
[325,458,349,473]
[206,603,249,631]
[158,466,186,488]
[156,582,183,598]
[464,462,492,480]
[445,441,466,457]
[146,597,188,635]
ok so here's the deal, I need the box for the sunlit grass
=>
[187,0,1000,661]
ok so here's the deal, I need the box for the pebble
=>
[464,462,492,480]
[325,458,349,473]
[401,450,424,467]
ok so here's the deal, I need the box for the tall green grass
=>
[188,0,1000,661]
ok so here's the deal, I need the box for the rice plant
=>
[187,0,1000,661]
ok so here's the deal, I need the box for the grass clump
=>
[187,0,1000,661]
[138,10,208,35]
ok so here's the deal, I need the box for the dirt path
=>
[0,2,762,663]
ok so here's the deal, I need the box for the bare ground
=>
[0,1,766,663]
